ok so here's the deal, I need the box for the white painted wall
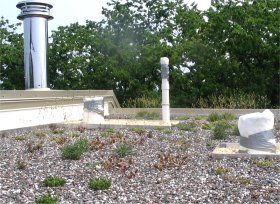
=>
[0,104,84,131]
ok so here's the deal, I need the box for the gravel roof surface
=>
[0,118,279,204]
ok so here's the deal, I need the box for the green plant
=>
[222,112,236,121]
[207,112,222,122]
[231,124,240,136]
[33,129,46,138]
[100,128,115,137]
[163,129,172,134]
[176,121,197,131]
[115,142,133,157]
[52,129,64,134]
[212,121,231,139]
[27,142,43,153]
[16,160,28,170]
[124,95,161,108]
[15,135,26,141]
[213,166,230,175]
[135,111,160,120]
[43,176,66,187]
[61,139,88,160]
[53,136,68,145]
[35,194,57,204]
[252,160,274,168]
[69,132,80,138]
[202,123,214,130]
[131,127,146,135]
[89,178,112,190]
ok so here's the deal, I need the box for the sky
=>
[1,0,211,33]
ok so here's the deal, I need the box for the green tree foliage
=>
[2,0,279,108]
[178,0,279,107]
[0,17,24,89]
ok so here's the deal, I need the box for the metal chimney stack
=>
[17,0,53,90]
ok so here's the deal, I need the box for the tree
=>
[0,17,24,90]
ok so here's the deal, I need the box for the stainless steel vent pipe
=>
[16,0,53,89]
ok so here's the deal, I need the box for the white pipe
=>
[160,57,170,125]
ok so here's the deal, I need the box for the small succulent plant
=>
[89,178,112,190]
[115,142,133,158]
[35,194,57,204]
[43,176,66,187]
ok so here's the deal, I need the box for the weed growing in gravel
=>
[208,112,235,122]
[100,128,115,137]
[208,112,222,122]
[202,123,214,130]
[62,139,89,160]
[53,136,68,145]
[89,178,111,190]
[175,139,189,151]
[135,111,160,120]
[194,115,204,120]
[163,129,172,134]
[43,176,66,187]
[33,129,46,138]
[155,127,164,131]
[131,127,146,135]
[231,124,240,136]
[49,124,64,134]
[35,194,57,204]
[212,121,232,139]
[213,166,230,175]
[115,142,133,157]
[69,132,80,138]
[26,142,43,153]
[176,121,197,132]
[16,160,28,170]
[154,153,188,171]
[252,160,274,168]
[15,135,26,141]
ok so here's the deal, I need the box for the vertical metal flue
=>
[160,57,170,126]
[17,0,53,89]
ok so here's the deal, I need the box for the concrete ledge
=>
[212,143,280,159]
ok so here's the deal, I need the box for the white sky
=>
[0,0,211,33]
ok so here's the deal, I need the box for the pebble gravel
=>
[0,118,279,204]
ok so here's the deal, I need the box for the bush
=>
[212,121,232,139]
[89,178,112,190]
[35,194,57,204]
[176,121,197,131]
[62,139,89,160]
[115,142,133,157]
[193,91,271,109]
[124,95,161,108]
[43,176,66,187]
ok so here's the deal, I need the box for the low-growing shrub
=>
[212,121,232,140]
[69,132,80,138]
[176,121,197,131]
[213,166,230,175]
[16,160,28,170]
[115,142,133,157]
[252,160,274,168]
[33,129,46,138]
[35,194,57,204]
[89,178,112,190]
[131,127,146,135]
[43,176,66,187]
[15,135,26,141]
[53,136,68,145]
[61,139,89,160]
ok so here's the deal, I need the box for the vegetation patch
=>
[213,166,230,175]
[212,121,232,140]
[43,176,66,187]
[176,121,197,132]
[131,127,146,135]
[35,194,58,204]
[62,139,89,160]
[69,132,80,138]
[16,160,28,170]
[53,136,68,145]
[89,178,112,190]
[252,160,274,168]
[115,142,133,157]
